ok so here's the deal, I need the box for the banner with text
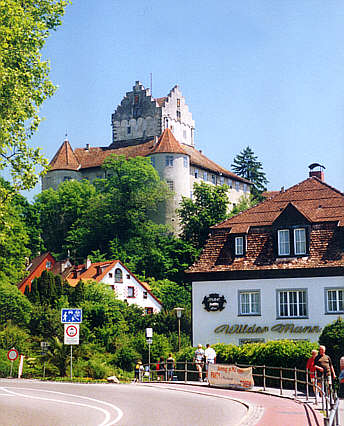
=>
[208,364,254,390]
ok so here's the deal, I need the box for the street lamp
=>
[146,328,153,380]
[174,307,184,352]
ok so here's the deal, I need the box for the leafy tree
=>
[0,279,32,325]
[178,181,230,249]
[231,146,268,200]
[0,0,69,193]
[0,190,30,283]
[319,318,344,374]
[228,194,258,218]
[146,278,191,310]
[34,179,96,256]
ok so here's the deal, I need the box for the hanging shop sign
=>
[202,293,227,312]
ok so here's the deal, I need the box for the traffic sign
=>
[7,348,19,361]
[64,324,79,345]
[61,308,82,323]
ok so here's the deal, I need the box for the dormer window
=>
[277,227,308,257]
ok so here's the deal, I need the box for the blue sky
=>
[27,0,344,199]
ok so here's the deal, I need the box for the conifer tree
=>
[231,146,268,200]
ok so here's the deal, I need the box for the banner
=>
[208,363,254,390]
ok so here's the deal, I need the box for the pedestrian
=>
[314,345,336,396]
[204,343,216,382]
[157,357,165,381]
[166,353,175,381]
[134,360,143,382]
[194,344,205,382]
[306,349,320,395]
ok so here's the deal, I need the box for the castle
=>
[43,82,252,230]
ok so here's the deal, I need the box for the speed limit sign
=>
[7,348,19,361]
[64,324,79,345]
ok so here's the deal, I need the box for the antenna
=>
[150,73,152,96]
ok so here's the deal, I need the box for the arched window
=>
[115,268,123,283]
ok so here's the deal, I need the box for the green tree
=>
[228,194,258,218]
[319,318,344,374]
[231,146,268,200]
[34,179,96,256]
[178,181,230,249]
[0,279,32,325]
[0,0,69,192]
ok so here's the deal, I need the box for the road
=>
[0,379,249,426]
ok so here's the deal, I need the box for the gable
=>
[272,203,311,228]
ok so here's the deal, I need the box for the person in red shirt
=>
[306,349,321,395]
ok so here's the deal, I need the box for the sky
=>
[25,0,344,199]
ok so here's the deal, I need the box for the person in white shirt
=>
[193,344,205,382]
[204,343,216,381]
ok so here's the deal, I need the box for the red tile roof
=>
[48,134,251,184]
[187,177,344,274]
[213,177,344,232]
[49,139,80,171]
[151,129,187,155]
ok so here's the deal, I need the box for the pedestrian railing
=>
[141,361,340,426]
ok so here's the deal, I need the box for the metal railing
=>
[140,361,340,426]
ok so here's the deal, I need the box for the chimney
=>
[308,163,325,182]
[85,143,90,151]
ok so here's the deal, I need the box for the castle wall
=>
[42,170,80,191]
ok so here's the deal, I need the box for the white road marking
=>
[0,387,123,426]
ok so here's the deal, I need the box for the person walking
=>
[157,357,165,381]
[306,349,320,395]
[204,343,216,382]
[314,345,336,396]
[194,344,205,382]
[166,353,175,381]
[134,360,143,382]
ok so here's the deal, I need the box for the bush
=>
[319,317,344,373]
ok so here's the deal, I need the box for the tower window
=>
[166,180,174,191]
[177,98,180,107]
[165,155,173,167]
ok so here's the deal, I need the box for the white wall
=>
[192,276,344,346]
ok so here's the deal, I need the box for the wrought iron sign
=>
[202,293,227,312]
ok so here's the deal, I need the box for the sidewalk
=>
[146,380,334,425]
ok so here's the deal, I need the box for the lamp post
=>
[174,307,184,352]
[146,328,153,380]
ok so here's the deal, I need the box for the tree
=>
[231,146,268,200]
[0,0,69,192]
[0,279,32,325]
[34,179,96,256]
[319,318,344,374]
[178,181,230,249]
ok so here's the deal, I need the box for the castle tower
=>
[111,81,195,148]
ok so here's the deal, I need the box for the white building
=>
[187,168,344,345]
[66,259,162,314]
[42,81,252,231]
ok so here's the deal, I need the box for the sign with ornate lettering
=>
[202,293,227,312]
[214,323,322,335]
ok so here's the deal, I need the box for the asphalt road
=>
[0,379,248,426]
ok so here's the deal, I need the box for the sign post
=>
[7,348,19,378]
[40,342,49,378]
[145,328,153,381]
[61,309,82,380]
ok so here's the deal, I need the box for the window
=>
[127,126,131,134]
[277,227,308,256]
[134,95,139,104]
[46,261,52,269]
[239,291,260,315]
[165,155,173,167]
[326,289,344,313]
[126,274,130,279]
[63,176,71,181]
[150,156,156,168]
[115,268,123,283]
[194,169,199,178]
[143,291,148,299]
[183,130,187,139]
[127,286,135,298]
[212,175,216,184]
[176,110,181,120]
[166,180,174,191]
[145,307,153,314]
[278,230,290,256]
[183,156,188,168]
[235,236,244,256]
[235,181,240,191]
[220,176,224,185]
[177,98,180,107]
[203,171,208,181]
[228,179,233,188]
[109,273,113,278]
[243,183,247,192]
[190,191,193,199]
[294,228,306,255]
[278,290,307,318]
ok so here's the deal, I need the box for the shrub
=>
[319,317,344,373]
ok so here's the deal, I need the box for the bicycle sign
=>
[61,308,82,323]
[64,324,79,345]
